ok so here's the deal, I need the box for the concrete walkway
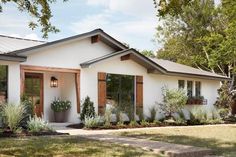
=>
[50,123,235,157]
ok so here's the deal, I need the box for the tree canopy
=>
[0,0,67,38]
[154,0,236,88]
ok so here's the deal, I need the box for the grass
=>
[118,125,236,157]
[0,136,159,157]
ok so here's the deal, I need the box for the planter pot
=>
[54,111,66,123]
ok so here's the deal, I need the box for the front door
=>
[24,73,44,117]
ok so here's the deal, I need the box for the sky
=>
[0,0,159,51]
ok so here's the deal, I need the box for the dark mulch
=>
[0,129,69,138]
[66,123,84,129]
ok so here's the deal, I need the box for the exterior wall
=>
[22,38,115,69]
[81,56,221,118]
[0,61,21,104]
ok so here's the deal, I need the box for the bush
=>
[104,108,112,126]
[158,87,187,118]
[27,116,53,133]
[51,98,71,112]
[147,106,157,122]
[84,116,104,128]
[80,96,95,121]
[2,104,26,132]
[129,120,138,127]
[20,95,35,129]
[218,108,230,120]
[140,119,150,127]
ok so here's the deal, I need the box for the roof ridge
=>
[0,34,46,43]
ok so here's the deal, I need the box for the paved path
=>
[50,123,236,157]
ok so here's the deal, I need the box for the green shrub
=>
[20,95,35,128]
[2,104,26,132]
[80,96,95,121]
[147,106,157,122]
[104,108,112,126]
[218,108,230,119]
[84,116,104,128]
[129,120,138,127]
[27,116,53,133]
[136,107,144,121]
[158,87,188,118]
[140,119,150,127]
[51,98,71,112]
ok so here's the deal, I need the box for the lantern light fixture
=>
[50,76,58,88]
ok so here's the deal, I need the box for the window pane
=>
[187,81,193,97]
[178,80,185,89]
[0,65,8,102]
[195,81,201,97]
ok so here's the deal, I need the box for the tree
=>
[80,96,95,121]
[0,0,68,38]
[141,50,156,58]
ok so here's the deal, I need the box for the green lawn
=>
[118,125,236,157]
[0,136,158,157]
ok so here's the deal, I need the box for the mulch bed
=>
[0,129,69,138]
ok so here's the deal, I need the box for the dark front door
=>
[24,73,44,117]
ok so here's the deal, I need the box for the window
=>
[106,74,135,119]
[178,80,185,89]
[187,81,193,97]
[195,81,201,97]
[0,65,8,102]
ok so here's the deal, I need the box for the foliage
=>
[104,108,112,127]
[0,0,69,38]
[136,107,144,121]
[80,96,95,121]
[158,87,187,118]
[140,119,150,127]
[141,50,156,58]
[147,106,158,122]
[214,82,234,110]
[27,116,53,133]
[84,116,104,128]
[2,103,26,132]
[218,108,230,120]
[129,120,138,127]
[51,98,71,112]
[20,95,34,128]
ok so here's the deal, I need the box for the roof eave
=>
[0,54,27,62]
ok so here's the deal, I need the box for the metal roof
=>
[0,35,45,54]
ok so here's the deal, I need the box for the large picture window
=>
[178,80,185,89]
[106,74,135,119]
[0,65,8,102]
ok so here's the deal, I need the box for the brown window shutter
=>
[98,72,106,115]
[136,76,143,114]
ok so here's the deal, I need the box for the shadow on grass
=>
[121,133,236,157]
[0,136,156,157]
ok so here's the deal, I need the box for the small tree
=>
[80,96,95,121]
[158,87,187,118]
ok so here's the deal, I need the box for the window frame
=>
[0,65,8,102]
[195,81,201,97]
[178,80,185,89]
[187,80,193,98]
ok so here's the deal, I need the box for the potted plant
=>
[51,98,71,122]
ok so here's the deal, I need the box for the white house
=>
[0,29,229,123]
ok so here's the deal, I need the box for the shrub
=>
[20,95,34,129]
[27,116,53,133]
[136,107,144,121]
[140,119,150,127]
[104,108,112,126]
[147,106,157,122]
[2,103,26,132]
[218,108,230,120]
[51,98,71,113]
[129,120,138,127]
[84,116,104,128]
[158,87,187,118]
[80,96,95,121]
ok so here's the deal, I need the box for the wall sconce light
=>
[50,77,58,88]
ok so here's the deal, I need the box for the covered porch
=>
[20,65,80,123]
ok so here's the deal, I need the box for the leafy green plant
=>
[104,108,112,126]
[140,119,150,127]
[51,98,71,112]
[158,87,188,118]
[129,120,138,127]
[147,106,157,122]
[20,95,35,129]
[218,108,230,120]
[2,103,26,132]
[84,116,104,128]
[80,96,95,121]
[27,116,53,133]
[136,107,144,121]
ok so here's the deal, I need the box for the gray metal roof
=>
[0,35,45,54]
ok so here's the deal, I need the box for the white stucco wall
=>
[0,61,21,104]
[81,56,221,118]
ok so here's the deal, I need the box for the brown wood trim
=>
[120,54,131,61]
[136,75,143,107]
[21,65,80,73]
[91,35,100,43]
[75,71,80,113]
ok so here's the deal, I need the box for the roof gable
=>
[8,29,128,55]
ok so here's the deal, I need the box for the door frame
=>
[24,72,44,117]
